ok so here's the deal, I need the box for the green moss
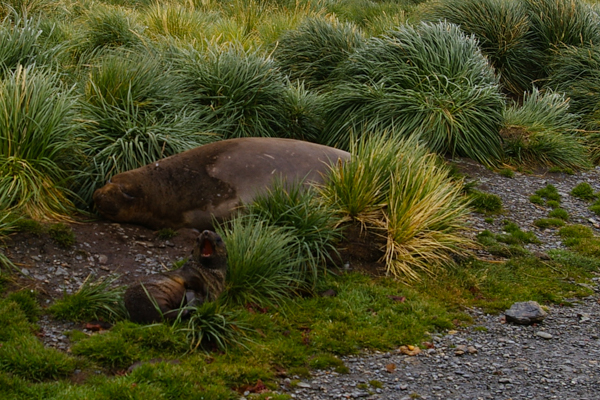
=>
[4,290,40,323]
[534,218,565,229]
[498,168,514,178]
[535,184,561,202]
[47,223,76,248]
[548,208,569,220]
[156,228,178,240]
[529,194,544,205]
[570,182,597,201]
[546,200,560,209]
[470,190,502,214]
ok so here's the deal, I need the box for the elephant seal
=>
[93,137,350,230]
[124,230,227,324]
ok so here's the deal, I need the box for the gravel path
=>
[284,290,600,400]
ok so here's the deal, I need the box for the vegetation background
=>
[2,0,600,398]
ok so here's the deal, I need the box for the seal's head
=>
[192,230,227,272]
[93,175,144,220]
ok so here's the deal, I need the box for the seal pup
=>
[93,137,350,230]
[124,230,227,324]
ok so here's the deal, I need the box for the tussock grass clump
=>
[218,216,306,307]
[0,213,19,270]
[570,182,597,201]
[0,65,81,220]
[320,134,471,280]
[143,1,206,41]
[545,45,600,161]
[0,14,63,73]
[182,302,247,351]
[81,5,143,52]
[281,82,325,143]
[424,0,539,95]
[524,0,600,54]
[248,179,343,287]
[76,49,214,203]
[501,89,590,169]
[547,45,600,118]
[49,274,127,322]
[177,44,294,139]
[274,17,364,90]
[323,21,504,165]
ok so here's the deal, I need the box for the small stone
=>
[97,254,108,265]
[535,331,553,340]
[505,301,548,325]
[467,346,478,354]
[296,382,311,389]
[454,345,468,356]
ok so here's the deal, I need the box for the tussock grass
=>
[49,274,127,322]
[0,65,81,220]
[76,48,215,203]
[181,301,248,351]
[218,215,306,308]
[177,44,296,139]
[274,16,364,90]
[425,0,540,95]
[524,0,600,53]
[0,13,64,73]
[144,1,207,41]
[324,21,504,165]
[501,89,591,169]
[320,134,471,280]
[0,213,19,271]
[547,45,600,118]
[81,4,143,53]
[248,179,343,287]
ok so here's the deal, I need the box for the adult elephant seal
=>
[93,137,350,230]
[124,230,227,324]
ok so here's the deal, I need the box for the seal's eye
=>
[121,191,135,200]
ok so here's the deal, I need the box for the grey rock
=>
[505,301,548,325]
[535,331,553,340]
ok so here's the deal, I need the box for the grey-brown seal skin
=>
[124,230,227,324]
[93,137,350,230]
